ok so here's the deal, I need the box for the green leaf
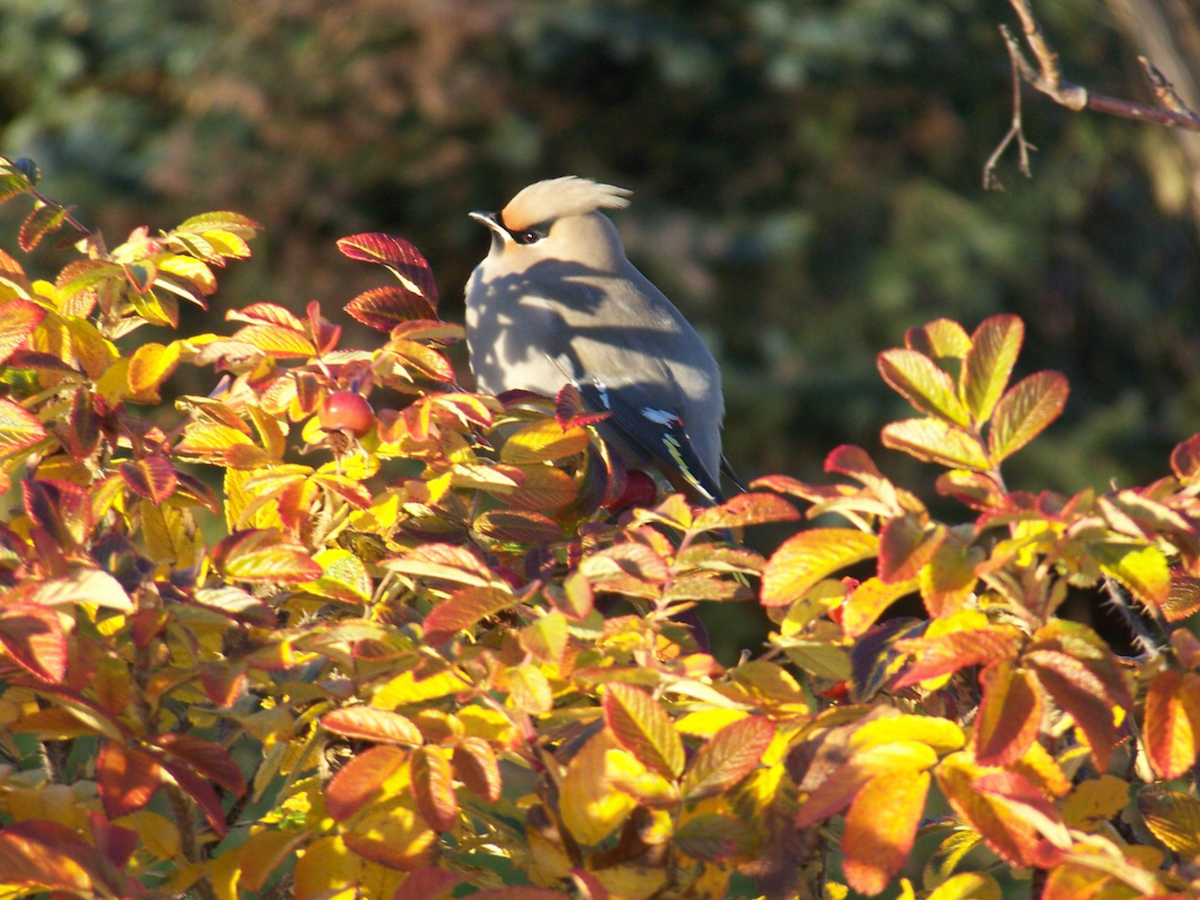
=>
[761,528,879,608]
[962,315,1023,424]
[877,348,970,426]
[987,371,1068,462]
[881,418,989,470]
[603,683,686,779]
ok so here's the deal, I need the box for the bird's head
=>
[470,176,633,272]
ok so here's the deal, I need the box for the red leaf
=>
[97,741,163,819]
[87,811,138,869]
[1024,649,1125,771]
[1170,434,1200,482]
[337,233,439,309]
[156,754,229,836]
[0,299,44,367]
[119,457,178,503]
[345,286,437,332]
[154,733,247,796]
[392,867,467,900]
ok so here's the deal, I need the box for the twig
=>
[984,26,1038,189]
[986,0,1200,185]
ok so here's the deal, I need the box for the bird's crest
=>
[501,176,632,232]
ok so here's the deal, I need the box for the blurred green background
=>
[4,0,1200,498]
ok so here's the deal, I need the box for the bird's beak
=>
[469,210,508,239]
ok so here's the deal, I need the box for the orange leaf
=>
[411,747,458,832]
[681,716,774,801]
[878,513,946,583]
[213,528,324,583]
[1143,670,1200,780]
[603,683,686,779]
[326,745,407,821]
[935,753,1041,867]
[0,603,68,682]
[0,397,46,457]
[1024,646,1129,772]
[987,371,1069,462]
[423,586,517,642]
[692,492,800,531]
[893,626,1023,688]
[453,738,503,803]
[322,707,424,746]
[842,576,920,638]
[0,298,44,366]
[841,770,930,896]
[974,661,1041,766]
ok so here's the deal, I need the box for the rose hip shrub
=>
[0,156,1197,900]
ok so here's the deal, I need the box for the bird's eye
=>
[514,229,542,245]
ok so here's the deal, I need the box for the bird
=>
[464,176,733,505]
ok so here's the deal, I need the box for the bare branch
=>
[984,26,1038,190]
[986,0,1200,183]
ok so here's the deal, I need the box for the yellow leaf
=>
[926,871,1001,900]
[1062,775,1129,831]
[127,341,181,399]
[293,836,359,900]
[500,419,590,464]
[371,667,471,710]
[590,862,670,900]
[561,730,638,845]
[761,528,879,607]
[115,810,181,861]
[848,713,965,754]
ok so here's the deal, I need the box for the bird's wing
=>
[575,376,724,505]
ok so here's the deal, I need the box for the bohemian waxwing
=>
[465,176,732,504]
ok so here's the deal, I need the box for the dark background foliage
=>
[4,0,1200,495]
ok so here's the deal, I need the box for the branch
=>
[985,0,1200,187]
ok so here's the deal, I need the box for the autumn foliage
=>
[0,155,1198,900]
